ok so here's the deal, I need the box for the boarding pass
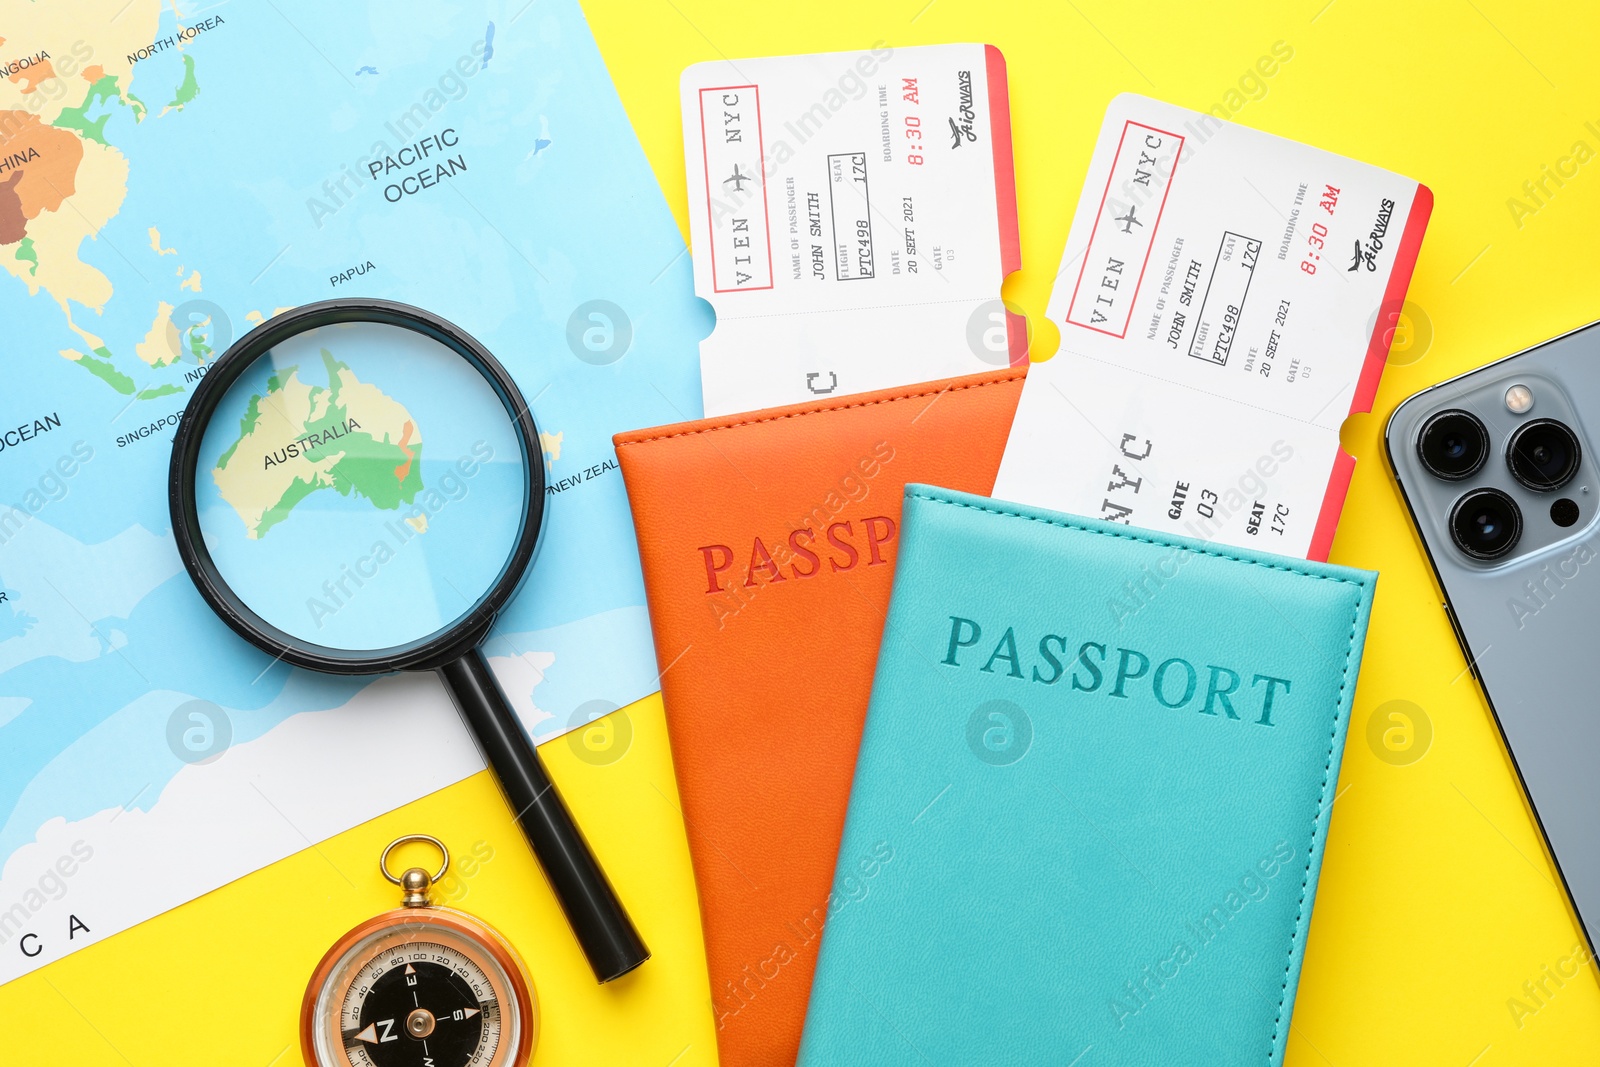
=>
[993,93,1432,559]
[681,43,1023,415]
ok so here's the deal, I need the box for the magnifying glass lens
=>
[193,321,527,653]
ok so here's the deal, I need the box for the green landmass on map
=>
[53,73,123,144]
[77,346,135,394]
[212,349,424,538]
[168,56,200,110]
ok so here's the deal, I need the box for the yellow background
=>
[11,0,1600,1063]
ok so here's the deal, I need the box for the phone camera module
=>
[1450,488,1523,560]
[1418,409,1489,480]
[1507,419,1582,491]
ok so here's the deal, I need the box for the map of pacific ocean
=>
[0,0,707,983]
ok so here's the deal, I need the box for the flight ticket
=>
[681,43,1023,415]
[993,93,1433,560]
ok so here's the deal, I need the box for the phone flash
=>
[1506,384,1535,413]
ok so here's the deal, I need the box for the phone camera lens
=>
[1450,488,1523,560]
[1418,409,1489,480]
[1507,419,1581,491]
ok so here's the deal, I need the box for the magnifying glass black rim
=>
[168,297,546,675]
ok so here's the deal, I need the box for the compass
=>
[301,836,538,1067]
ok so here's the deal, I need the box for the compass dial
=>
[306,915,534,1067]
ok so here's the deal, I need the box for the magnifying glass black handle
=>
[438,649,650,983]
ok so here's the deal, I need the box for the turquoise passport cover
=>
[797,485,1375,1066]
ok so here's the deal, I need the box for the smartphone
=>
[1387,320,1600,948]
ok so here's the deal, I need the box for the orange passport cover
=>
[613,367,1025,1066]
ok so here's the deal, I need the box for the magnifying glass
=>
[168,298,649,983]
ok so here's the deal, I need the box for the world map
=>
[0,0,707,983]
